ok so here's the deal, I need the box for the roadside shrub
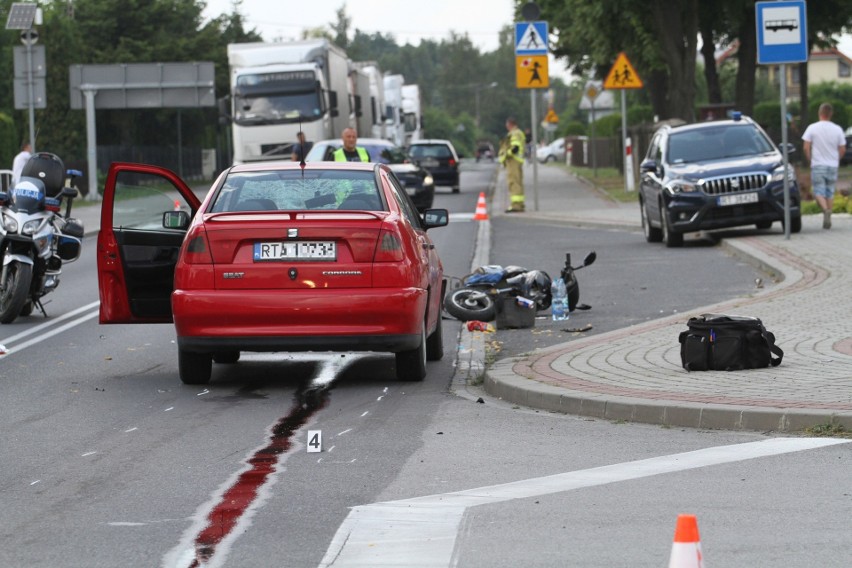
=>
[558,120,586,137]
[592,113,623,137]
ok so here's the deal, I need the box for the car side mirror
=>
[163,210,191,230]
[639,159,657,174]
[422,208,449,229]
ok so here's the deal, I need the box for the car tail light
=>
[182,225,214,264]
[448,158,456,167]
[373,229,404,262]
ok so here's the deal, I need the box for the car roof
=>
[409,139,454,145]
[228,160,380,174]
[313,138,395,147]
[664,116,757,135]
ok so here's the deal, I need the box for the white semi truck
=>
[401,84,422,145]
[226,40,352,164]
[353,63,385,140]
[383,74,405,147]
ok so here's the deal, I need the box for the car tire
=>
[641,200,663,243]
[179,349,212,385]
[452,185,460,194]
[396,322,427,381]
[755,221,773,230]
[213,351,240,364]
[661,209,684,248]
[788,214,802,234]
[546,155,555,162]
[425,314,444,361]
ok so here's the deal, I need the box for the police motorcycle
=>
[0,152,84,324]
[443,251,596,322]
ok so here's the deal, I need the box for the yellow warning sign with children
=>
[603,52,643,89]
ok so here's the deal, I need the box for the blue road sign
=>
[756,0,808,64]
[515,21,548,56]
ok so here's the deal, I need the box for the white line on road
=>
[318,437,850,568]
[0,301,100,357]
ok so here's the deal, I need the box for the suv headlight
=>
[771,165,796,183]
[664,179,699,194]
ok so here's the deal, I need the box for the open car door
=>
[97,163,203,323]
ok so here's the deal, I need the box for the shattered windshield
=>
[210,170,383,212]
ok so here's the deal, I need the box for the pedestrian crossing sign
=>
[516,55,549,89]
[603,52,643,89]
[515,21,548,55]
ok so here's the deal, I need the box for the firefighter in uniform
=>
[333,128,370,162]
[499,117,526,212]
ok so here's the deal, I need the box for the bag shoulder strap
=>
[763,330,783,366]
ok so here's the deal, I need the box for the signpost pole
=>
[781,63,790,240]
[531,89,539,211]
[621,90,628,193]
[83,87,100,200]
[26,39,36,150]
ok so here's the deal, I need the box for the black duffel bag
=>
[679,313,783,371]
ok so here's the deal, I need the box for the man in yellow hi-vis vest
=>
[333,128,371,162]
[499,117,525,212]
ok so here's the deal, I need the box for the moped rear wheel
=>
[0,262,33,324]
[443,288,496,321]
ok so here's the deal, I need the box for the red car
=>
[97,161,448,384]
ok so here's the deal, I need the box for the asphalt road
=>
[0,161,849,568]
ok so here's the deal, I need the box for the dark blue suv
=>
[639,114,801,247]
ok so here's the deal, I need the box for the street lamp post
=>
[474,81,498,128]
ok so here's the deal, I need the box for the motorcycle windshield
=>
[12,178,46,213]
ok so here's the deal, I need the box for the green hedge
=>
[0,113,17,170]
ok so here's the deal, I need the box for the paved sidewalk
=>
[466,162,852,433]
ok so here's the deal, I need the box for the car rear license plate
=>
[253,241,336,261]
[717,192,758,206]
[422,158,439,168]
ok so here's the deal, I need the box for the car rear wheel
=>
[426,315,444,361]
[661,210,684,248]
[755,221,773,230]
[452,185,460,193]
[213,351,240,364]
[641,200,663,243]
[396,322,427,381]
[179,349,212,385]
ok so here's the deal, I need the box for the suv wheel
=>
[661,209,684,248]
[787,214,802,234]
[641,200,663,243]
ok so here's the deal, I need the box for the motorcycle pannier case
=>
[679,313,783,371]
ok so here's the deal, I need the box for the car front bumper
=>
[663,182,800,233]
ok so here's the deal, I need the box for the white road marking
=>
[337,428,352,436]
[124,427,138,433]
[30,480,40,486]
[0,301,100,357]
[360,412,369,417]
[318,437,850,567]
[81,452,97,457]
[164,407,174,412]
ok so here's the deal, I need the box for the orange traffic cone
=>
[668,514,704,568]
[473,192,488,220]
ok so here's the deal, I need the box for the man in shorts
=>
[802,102,846,229]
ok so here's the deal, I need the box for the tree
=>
[535,0,700,121]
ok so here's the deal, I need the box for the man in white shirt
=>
[802,103,846,229]
[11,142,32,186]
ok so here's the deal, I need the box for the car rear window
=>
[311,143,410,165]
[210,170,383,212]
[409,144,453,159]
[668,125,775,164]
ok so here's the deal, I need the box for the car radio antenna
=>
[298,119,306,176]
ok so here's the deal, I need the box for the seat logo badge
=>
[731,178,740,190]
[223,272,244,279]
[288,228,298,238]
[289,268,298,280]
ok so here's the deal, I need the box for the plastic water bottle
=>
[551,278,568,321]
